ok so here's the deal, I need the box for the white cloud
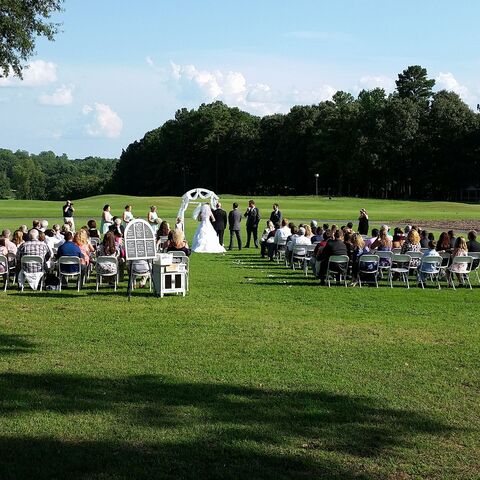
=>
[165,61,336,116]
[38,85,74,106]
[355,75,395,93]
[83,102,123,138]
[0,60,57,87]
[436,72,472,102]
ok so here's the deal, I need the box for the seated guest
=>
[304,225,314,240]
[32,219,41,231]
[448,230,456,250]
[364,228,380,249]
[310,220,318,234]
[447,237,469,287]
[436,232,451,253]
[420,229,429,248]
[428,232,435,242]
[40,220,48,232]
[286,226,311,264]
[370,227,392,252]
[392,228,404,249]
[267,218,290,260]
[87,219,100,239]
[109,217,125,236]
[16,229,51,288]
[311,226,323,243]
[467,230,480,252]
[343,230,353,260]
[419,240,441,284]
[260,220,275,258]
[0,239,7,273]
[74,230,94,269]
[317,229,348,285]
[349,233,370,286]
[52,224,64,243]
[166,230,191,256]
[19,225,29,242]
[1,229,17,255]
[56,231,84,276]
[96,232,120,277]
[12,229,25,248]
[43,229,57,255]
[401,229,422,269]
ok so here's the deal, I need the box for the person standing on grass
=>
[63,200,75,232]
[269,203,282,226]
[212,202,227,246]
[228,203,242,250]
[358,208,369,235]
[244,199,260,248]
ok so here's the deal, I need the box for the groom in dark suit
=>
[212,202,227,246]
[228,202,242,250]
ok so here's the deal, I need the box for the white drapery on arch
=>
[177,188,220,235]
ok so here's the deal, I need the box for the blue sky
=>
[1,0,479,158]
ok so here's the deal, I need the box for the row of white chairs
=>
[0,250,190,293]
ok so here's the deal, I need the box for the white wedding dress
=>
[191,204,226,253]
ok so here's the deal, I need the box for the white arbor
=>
[177,188,220,235]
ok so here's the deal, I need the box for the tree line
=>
[0,149,116,200]
[113,65,480,201]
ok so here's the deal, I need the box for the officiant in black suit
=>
[244,199,261,248]
[212,202,227,246]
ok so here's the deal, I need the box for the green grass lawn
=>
[0,196,479,479]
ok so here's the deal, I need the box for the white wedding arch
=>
[177,188,220,234]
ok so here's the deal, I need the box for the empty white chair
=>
[390,254,412,288]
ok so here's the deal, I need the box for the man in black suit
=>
[228,202,242,250]
[317,229,348,285]
[269,203,282,226]
[212,202,227,246]
[244,199,261,248]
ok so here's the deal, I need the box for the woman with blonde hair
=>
[74,230,94,268]
[447,237,469,287]
[371,227,392,252]
[349,233,369,286]
[166,229,191,256]
[304,224,313,239]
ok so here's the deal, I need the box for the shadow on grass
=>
[0,332,36,355]
[0,373,456,479]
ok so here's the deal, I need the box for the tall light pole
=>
[314,173,319,197]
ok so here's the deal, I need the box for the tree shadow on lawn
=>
[0,373,458,479]
[0,332,36,355]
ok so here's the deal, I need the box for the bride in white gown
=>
[191,203,226,253]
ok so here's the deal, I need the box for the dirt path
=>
[397,219,480,232]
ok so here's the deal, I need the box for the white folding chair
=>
[7,252,16,285]
[438,251,451,280]
[96,256,118,291]
[447,256,473,290]
[358,254,380,288]
[58,256,82,291]
[275,238,287,264]
[20,255,46,291]
[303,244,316,276]
[468,251,480,284]
[291,245,307,270]
[0,255,8,291]
[171,251,189,291]
[391,254,412,288]
[377,251,393,287]
[326,255,349,287]
[405,251,423,276]
[392,248,402,254]
[418,256,442,289]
